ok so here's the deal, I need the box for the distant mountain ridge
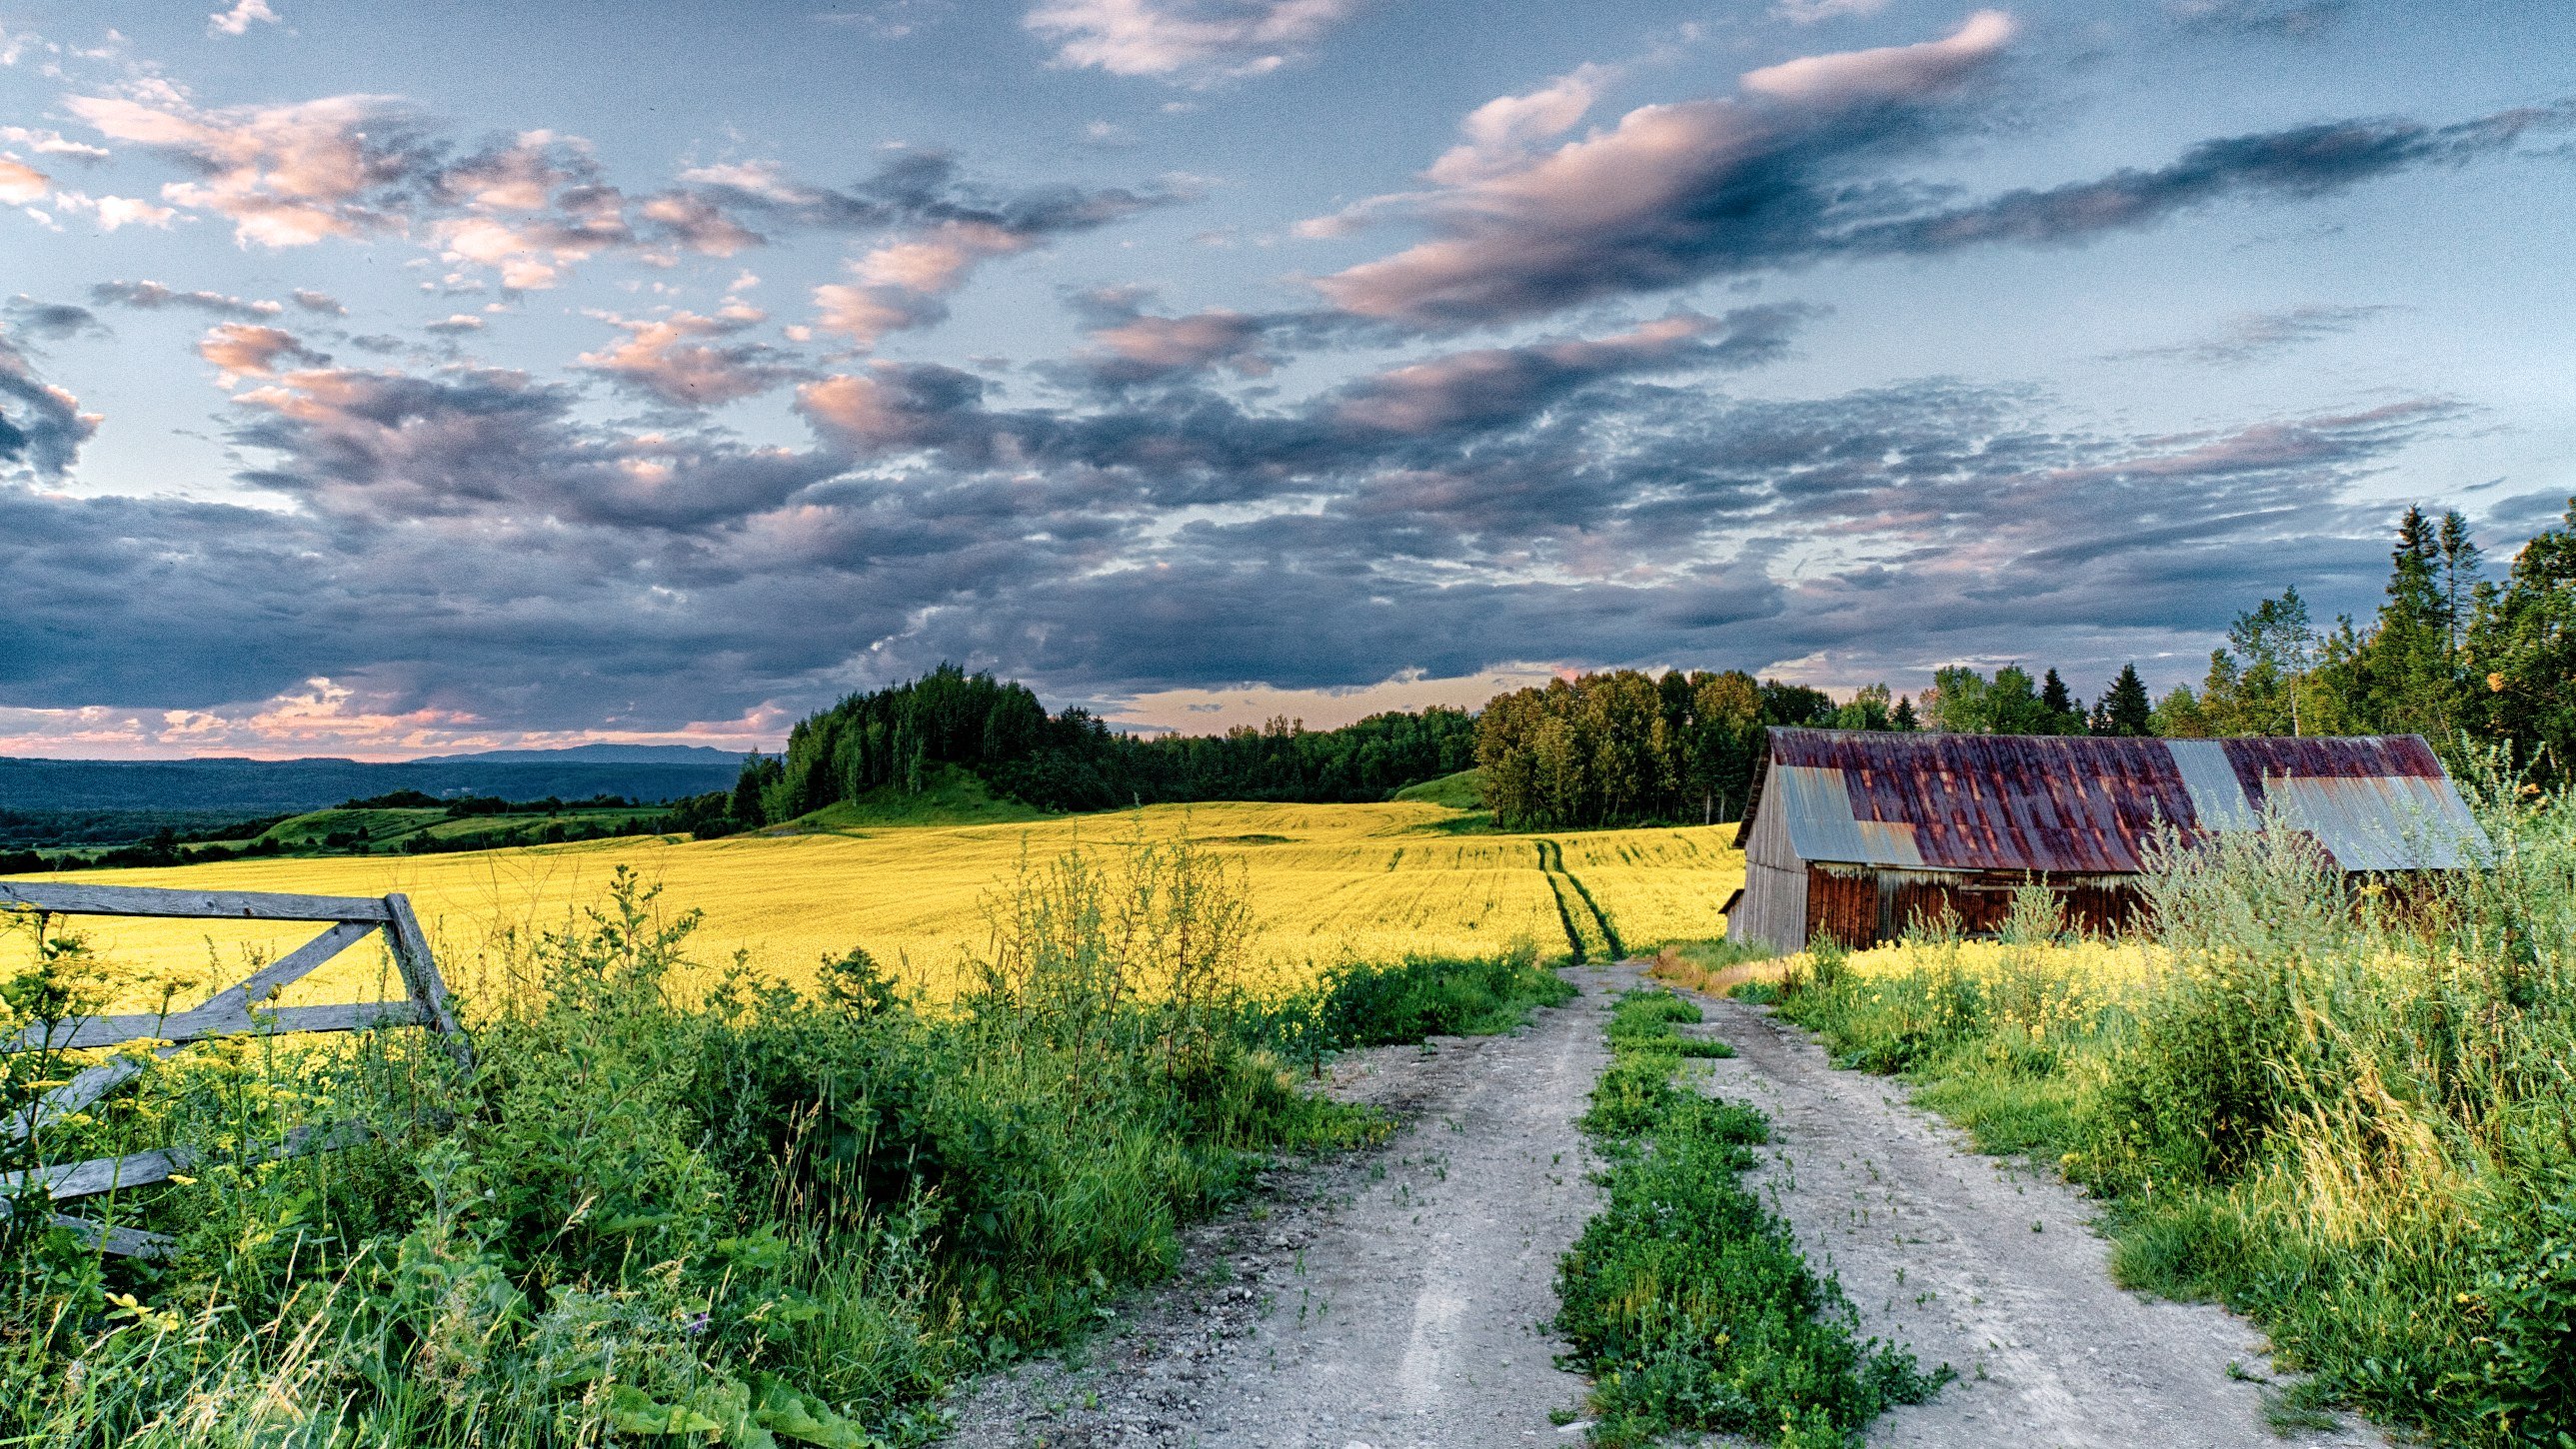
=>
[0,750,748,846]
[408,743,745,765]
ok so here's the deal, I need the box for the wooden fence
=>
[1,881,473,1258]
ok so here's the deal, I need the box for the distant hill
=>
[0,752,744,847]
[410,743,744,765]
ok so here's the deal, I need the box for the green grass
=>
[1555,988,1943,1446]
[1390,767,1482,810]
[779,764,1053,832]
[0,831,1569,1449]
[253,803,668,852]
[1765,780,2576,1447]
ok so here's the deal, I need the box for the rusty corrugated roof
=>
[1736,729,2485,872]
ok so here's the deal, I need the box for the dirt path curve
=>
[1672,981,2387,1449]
[944,967,1618,1448]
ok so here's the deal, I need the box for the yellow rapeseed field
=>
[3,801,1744,1012]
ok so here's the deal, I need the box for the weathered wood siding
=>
[1726,761,1811,952]
[1802,864,2152,948]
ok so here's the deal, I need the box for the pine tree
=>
[2437,510,2481,659]
[2097,663,2153,736]
[2039,669,2080,733]
[1890,697,1919,731]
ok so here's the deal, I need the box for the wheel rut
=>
[1668,982,2389,1448]
[942,968,1618,1448]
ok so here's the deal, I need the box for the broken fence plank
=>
[1,1120,375,1203]
[384,893,474,1070]
[50,1216,179,1260]
[6,919,387,1054]
[0,881,392,922]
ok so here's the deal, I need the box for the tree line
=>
[680,664,1479,834]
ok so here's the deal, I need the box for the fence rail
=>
[1,880,472,1258]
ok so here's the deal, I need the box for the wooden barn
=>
[1719,729,2486,952]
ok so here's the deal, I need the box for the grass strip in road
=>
[1555,988,1945,1448]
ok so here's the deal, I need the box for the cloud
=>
[1026,0,1362,83]
[226,364,845,530]
[796,152,1182,346]
[578,306,803,407]
[1425,63,1617,187]
[4,297,105,340]
[0,127,111,162]
[0,335,102,478]
[67,91,442,247]
[1057,288,1278,387]
[208,0,281,37]
[1835,106,2573,255]
[1311,13,2020,328]
[426,131,636,288]
[1737,9,2014,103]
[2106,303,2399,366]
[0,305,2474,745]
[1774,0,1892,22]
[1310,16,2567,332]
[291,288,346,315]
[423,313,484,334]
[48,191,178,229]
[1329,307,1812,434]
[197,322,328,384]
[90,279,284,319]
[2167,0,2344,38]
[0,157,47,204]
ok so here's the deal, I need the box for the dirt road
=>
[944,968,1617,1448]
[946,964,2384,1447]
[1672,980,2384,1449]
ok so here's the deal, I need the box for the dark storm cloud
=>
[0,336,98,479]
[1842,108,2572,257]
[3,297,105,340]
[0,294,2460,728]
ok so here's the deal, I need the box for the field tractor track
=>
[1533,839,1621,962]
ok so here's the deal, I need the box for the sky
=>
[0,0,2569,759]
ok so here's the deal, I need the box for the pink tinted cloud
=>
[578,306,797,407]
[67,92,430,247]
[197,322,328,384]
[810,221,1030,346]
[0,157,47,204]
[1309,12,2017,328]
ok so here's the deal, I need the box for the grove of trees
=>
[1472,671,1914,830]
[2153,499,2576,778]
[684,665,1480,832]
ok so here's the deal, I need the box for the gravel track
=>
[1670,979,2387,1448]
[943,967,1616,1448]
[945,963,2389,1447]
